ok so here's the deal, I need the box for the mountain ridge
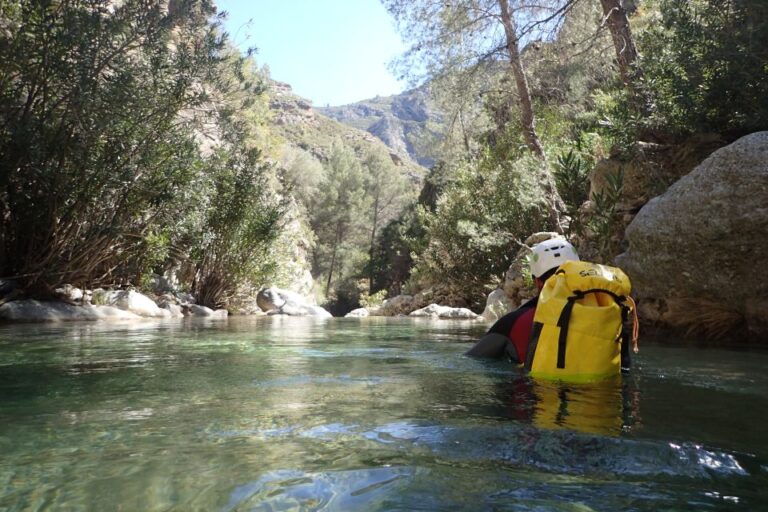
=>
[317,87,445,169]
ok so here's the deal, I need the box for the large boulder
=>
[257,287,331,318]
[480,289,515,322]
[616,132,768,339]
[345,308,370,318]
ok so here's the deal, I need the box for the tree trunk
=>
[498,0,565,232]
[326,222,342,293]
[498,0,546,160]
[368,192,380,292]
[599,0,641,88]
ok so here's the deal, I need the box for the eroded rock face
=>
[616,131,768,339]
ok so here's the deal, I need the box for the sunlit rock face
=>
[616,131,768,339]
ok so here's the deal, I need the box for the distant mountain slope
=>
[268,80,426,182]
[317,87,445,169]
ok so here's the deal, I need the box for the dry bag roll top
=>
[524,260,634,383]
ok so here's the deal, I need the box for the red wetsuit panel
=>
[509,307,535,362]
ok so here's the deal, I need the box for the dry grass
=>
[665,297,744,340]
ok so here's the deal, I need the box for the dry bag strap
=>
[555,292,583,368]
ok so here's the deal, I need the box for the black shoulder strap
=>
[556,292,583,368]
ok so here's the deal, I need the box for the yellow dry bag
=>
[524,260,636,383]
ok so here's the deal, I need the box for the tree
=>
[385,0,551,158]
[384,0,573,229]
[362,151,411,290]
[308,141,370,294]
[636,0,768,135]
[599,0,641,89]
[498,0,546,158]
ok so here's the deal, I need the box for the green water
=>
[0,317,766,511]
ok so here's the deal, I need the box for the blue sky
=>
[216,0,406,107]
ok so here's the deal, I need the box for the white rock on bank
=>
[187,304,228,318]
[267,303,332,318]
[409,303,479,319]
[0,300,141,322]
[257,286,331,317]
[345,308,370,318]
[104,290,170,318]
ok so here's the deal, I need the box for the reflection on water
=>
[494,377,631,436]
[0,317,767,510]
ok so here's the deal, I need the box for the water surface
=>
[1,317,766,510]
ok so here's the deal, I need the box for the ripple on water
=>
[223,467,415,511]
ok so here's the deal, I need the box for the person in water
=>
[465,238,580,364]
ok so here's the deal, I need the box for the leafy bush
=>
[655,0,766,133]
[587,169,624,262]
[553,149,591,235]
[611,0,768,139]
[0,1,223,295]
[411,154,551,305]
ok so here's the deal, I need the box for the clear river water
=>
[1,316,766,511]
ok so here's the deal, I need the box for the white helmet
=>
[530,238,579,278]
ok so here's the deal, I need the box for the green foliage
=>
[191,146,284,309]
[359,288,388,309]
[617,0,768,138]
[277,146,324,205]
[0,1,285,305]
[587,169,624,262]
[369,204,427,296]
[411,154,551,305]
[308,141,371,297]
[553,149,591,235]
[0,0,224,294]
